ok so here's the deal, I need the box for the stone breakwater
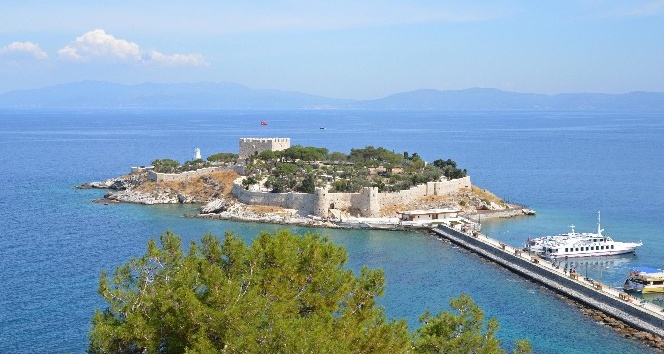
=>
[432,225,664,351]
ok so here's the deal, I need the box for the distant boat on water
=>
[260,121,268,126]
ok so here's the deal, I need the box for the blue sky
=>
[1,1,663,99]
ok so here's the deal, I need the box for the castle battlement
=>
[232,176,472,218]
[239,137,290,159]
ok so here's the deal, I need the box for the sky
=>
[1,1,664,99]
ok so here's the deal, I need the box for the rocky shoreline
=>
[79,171,532,230]
[564,293,664,351]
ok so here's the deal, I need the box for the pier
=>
[432,224,664,341]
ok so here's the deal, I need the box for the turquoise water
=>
[0,109,662,353]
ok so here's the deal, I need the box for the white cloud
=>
[144,50,208,66]
[58,29,140,62]
[0,41,48,59]
[58,29,207,66]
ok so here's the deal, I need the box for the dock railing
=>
[432,222,664,338]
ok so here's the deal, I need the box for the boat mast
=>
[597,211,603,237]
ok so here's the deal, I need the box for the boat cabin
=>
[624,267,664,293]
[398,208,459,222]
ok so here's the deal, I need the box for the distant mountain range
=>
[1,81,663,110]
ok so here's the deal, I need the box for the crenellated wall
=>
[232,179,317,215]
[238,138,290,159]
[232,176,471,217]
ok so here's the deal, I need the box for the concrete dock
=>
[431,224,664,340]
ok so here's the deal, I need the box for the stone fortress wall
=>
[140,137,471,217]
[233,176,472,218]
[232,180,318,214]
[239,138,290,160]
[147,166,244,182]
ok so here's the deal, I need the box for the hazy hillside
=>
[0,81,349,109]
[350,88,664,110]
[1,81,663,110]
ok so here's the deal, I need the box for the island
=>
[79,138,664,347]
[80,137,533,230]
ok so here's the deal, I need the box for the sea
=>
[0,109,662,353]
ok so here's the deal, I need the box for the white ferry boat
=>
[623,267,664,293]
[524,212,642,259]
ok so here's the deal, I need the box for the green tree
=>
[296,173,316,193]
[151,158,180,173]
[350,146,403,167]
[273,162,298,177]
[181,159,210,171]
[89,230,410,354]
[433,158,467,179]
[241,175,258,190]
[412,293,529,354]
[264,163,298,192]
[207,152,238,163]
[327,151,348,162]
[282,145,327,162]
[257,150,278,161]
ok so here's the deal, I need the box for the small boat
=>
[320,127,326,130]
[623,267,664,293]
[524,212,642,259]
[260,121,268,126]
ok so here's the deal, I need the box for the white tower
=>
[194,148,201,160]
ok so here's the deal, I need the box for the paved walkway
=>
[433,225,664,338]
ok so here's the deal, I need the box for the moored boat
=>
[524,212,642,259]
[623,267,664,293]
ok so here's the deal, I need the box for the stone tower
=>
[238,138,291,160]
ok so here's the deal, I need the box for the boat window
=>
[575,248,578,252]
[654,281,664,285]
[611,245,614,249]
[565,248,568,252]
[600,246,604,250]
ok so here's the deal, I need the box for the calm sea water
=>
[0,109,662,353]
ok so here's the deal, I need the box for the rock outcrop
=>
[78,172,149,190]
[88,171,238,205]
[200,198,235,214]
